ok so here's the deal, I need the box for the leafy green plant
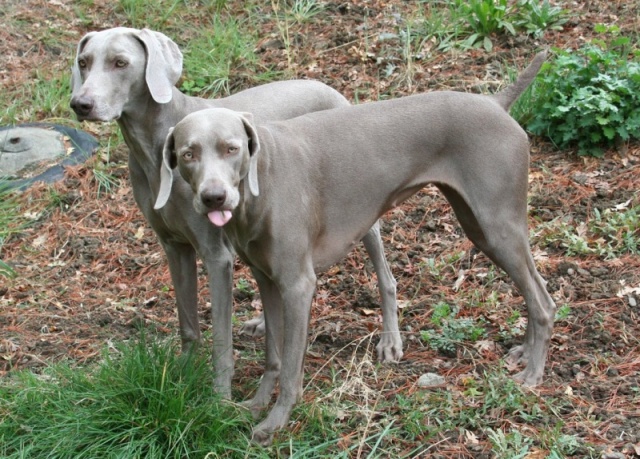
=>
[555,304,571,321]
[534,203,639,259]
[433,0,568,51]
[591,204,640,256]
[422,371,542,428]
[524,31,640,156]
[235,277,255,295]
[394,370,595,456]
[430,301,454,327]
[455,0,515,51]
[486,427,533,458]
[421,302,486,354]
[512,0,568,38]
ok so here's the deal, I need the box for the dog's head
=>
[70,27,183,121]
[154,108,260,227]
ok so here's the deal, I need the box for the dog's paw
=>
[239,314,266,337]
[251,413,289,446]
[506,345,544,387]
[505,344,529,365]
[513,367,543,387]
[251,427,275,446]
[212,379,232,399]
[376,334,403,362]
[240,399,267,421]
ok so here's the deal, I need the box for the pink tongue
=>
[207,210,232,227]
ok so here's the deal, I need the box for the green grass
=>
[283,366,595,458]
[0,332,597,458]
[180,14,260,97]
[1,73,74,126]
[117,0,185,29]
[0,182,22,279]
[0,335,252,458]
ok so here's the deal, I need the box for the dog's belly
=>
[312,233,363,273]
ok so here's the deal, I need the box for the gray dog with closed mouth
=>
[155,51,555,444]
[69,27,402,397]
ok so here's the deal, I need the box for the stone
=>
[417,372,446,388]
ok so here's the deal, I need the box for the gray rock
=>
[417,372,445,388]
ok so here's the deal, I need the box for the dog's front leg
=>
[203,236,235,398]
[161,241,201,351]
[242,270,284,418]
[251,268,316,446]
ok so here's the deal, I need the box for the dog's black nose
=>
[201,186,227,208]
[70,96,94,117]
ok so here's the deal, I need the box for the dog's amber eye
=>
[182,151,193,160]
[77,59,87,69]
[227,146,239,155]
[115,59,128,68]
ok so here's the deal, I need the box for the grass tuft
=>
[0,335,251,458]
[0,182,25,279]
[180,15,259,97]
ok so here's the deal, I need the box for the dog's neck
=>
[118,87,215,199]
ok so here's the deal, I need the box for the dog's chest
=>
[224,217,271,268]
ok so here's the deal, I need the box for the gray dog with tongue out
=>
[155,51,555,445]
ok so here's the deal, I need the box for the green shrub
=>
[525,30,640,157]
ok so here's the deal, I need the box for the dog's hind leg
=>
[361,221,403,362]
[438,184,556,387]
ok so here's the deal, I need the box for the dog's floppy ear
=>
[71,31,96,95]
[154,127,177,209]
[137,29,183,104]
[239,112,260,197]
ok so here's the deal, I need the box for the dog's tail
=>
[492,50,548,111]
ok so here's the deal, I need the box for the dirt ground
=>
[1,0,639,456]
